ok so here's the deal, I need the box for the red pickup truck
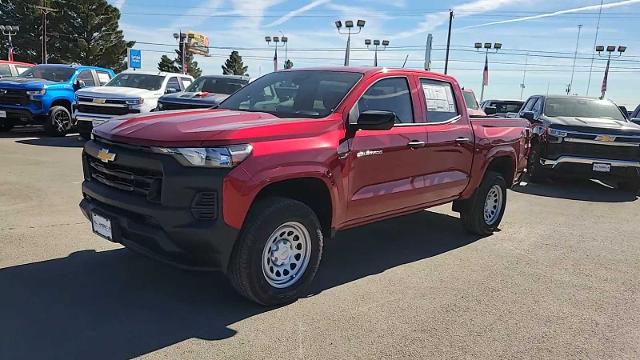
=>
[80,67,530,305]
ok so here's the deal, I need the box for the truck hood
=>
[77,86,161,99]
[0,77,63,90]
[159,92,228,106]
[544,116,640,135]
[93,109,341,147]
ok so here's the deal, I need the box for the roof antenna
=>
[402,54,409,68]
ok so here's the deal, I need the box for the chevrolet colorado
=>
[80,67,530,305]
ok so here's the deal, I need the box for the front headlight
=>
[126,97,144,106]
[152,144,253,168]
[548,128,568,137]
[26,89,46,96]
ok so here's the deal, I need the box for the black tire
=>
[619,180,640,195]
[460,171,507,236]
[227,197,323,306]
[44,105,72,136]
[527,144,548,183]
[79,131,91,141]
[0,120,14,132]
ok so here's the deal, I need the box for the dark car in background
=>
[156,75,249,111]
[520,95,640,193]
[481,99,524,117]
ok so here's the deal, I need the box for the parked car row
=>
[0,63,250,136]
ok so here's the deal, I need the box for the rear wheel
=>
[44,106,72,136]
[227,197,323,305]
[460,171,507,236]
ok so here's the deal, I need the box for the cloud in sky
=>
[264,0,331,27]
[462,0,640,29]
[114,0,125,10]
[393,0,526,39]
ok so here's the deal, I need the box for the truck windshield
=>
[187,76,248,95]
[462,90,479,110]
[106,73,164,91]
[19,65,75,82]
[219,70,362,118]
[544,97,626,121]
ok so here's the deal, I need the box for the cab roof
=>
[281,66,457,81]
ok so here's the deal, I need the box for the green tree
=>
[157,54,180,73]
[0,0,133,70]
[222,51,248,76]
[284,59,293,69]
[157,49,202,77]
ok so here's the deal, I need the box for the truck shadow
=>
[0,127,85,148]
[513,179,638,202]
[0,211,480,359]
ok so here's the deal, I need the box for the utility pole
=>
[34,0,56,64]
[424,33,433,71]
[520,52,528,100]
[173,31,188,74]
[567,24,582,95]
[586,0,604,95]
[444,10,454,74]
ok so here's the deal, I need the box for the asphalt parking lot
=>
[1,129,638,360]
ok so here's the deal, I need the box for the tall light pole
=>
[567,24,582,95]
[173,31,188,74]
[365,39,389,67]
[0,26,19,61]
[596,45,626,99]
[475,42,501,103]
[335,19,365,66]
[444,10,454,74]
[520,52,528,100]
[265,35,287,72]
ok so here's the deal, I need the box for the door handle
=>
[455,137,471,145]
[407,140,426,149]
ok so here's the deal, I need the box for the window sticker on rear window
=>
[422,82,456,113]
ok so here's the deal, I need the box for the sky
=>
[110,0,640,107]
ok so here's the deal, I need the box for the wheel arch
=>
[50,98,73,112]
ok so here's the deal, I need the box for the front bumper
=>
[0,105,45,124]
[79,139,239,271]
[540,156,640,180]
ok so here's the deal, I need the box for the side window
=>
[532,97,543,115]
[522,97,537,112]
[96,71,112,85]
[166,77,181,92]
[0,64,11,77]
[420,79,459,123]
[180,77,192,90]
[77,70,96,87]
[358,77,414,123]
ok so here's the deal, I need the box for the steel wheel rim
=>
[484,185,503,225]
[53,110,70,132]
[261,221,311,289]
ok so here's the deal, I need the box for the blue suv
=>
[0,64,115,136]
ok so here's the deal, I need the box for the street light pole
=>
[0,26,19,61]
[444,10,454,74]
[335,20,365,66]
[265,35,286,71]
[34,2,56,64]
[596,45,626,99]
[475,42,501,103]
[365,39,389,67]
[173,31,188,74]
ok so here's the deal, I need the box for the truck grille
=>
[548,142,640,161]
[77,104,132,116]
[87,155,162,202]
[0,89,28,105]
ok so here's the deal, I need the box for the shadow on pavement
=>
[513,178,638,202]
[0,210,481,359]
[15,135,85,148]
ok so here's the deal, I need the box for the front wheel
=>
[44,106,72,136]
[460,171,507,236]
[227,197,323,306]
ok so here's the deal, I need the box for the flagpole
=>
[601,55,611,99]
[480,50,488,103]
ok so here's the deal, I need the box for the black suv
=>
[520,95,640,193]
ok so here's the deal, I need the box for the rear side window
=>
[96,71,112,85]
[358,77,414,123]
[0,64,12,77]
[420,79,459,123]
[180,77,192,89]
[77,70,96,87]
[15,65,31,75]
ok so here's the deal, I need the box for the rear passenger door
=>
[420,78,474,201]
[346,75,432,222]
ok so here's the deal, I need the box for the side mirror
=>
[353,110,397,131]
[165,87,179,94]
[484,106,497,115]
[631,118,640,126]
[521,111,535,122]
[74,79,86,90]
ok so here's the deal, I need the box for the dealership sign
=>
[187,31,210,56]
[128,48,142,69]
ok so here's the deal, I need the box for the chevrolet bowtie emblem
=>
[97,148,116,163]
[595,135,616,142]
[93,98,107,104]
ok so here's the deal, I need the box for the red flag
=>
[482,53,489,86]
[601,58,610,98]
[273,48,278,72]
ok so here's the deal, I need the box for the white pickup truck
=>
[74,70,193,139]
